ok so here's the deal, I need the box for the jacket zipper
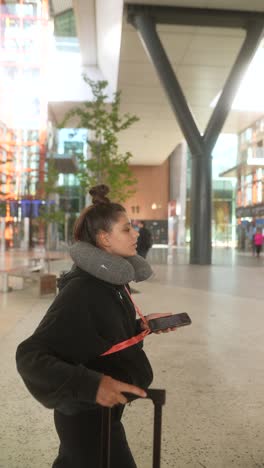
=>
[116,288,136,331]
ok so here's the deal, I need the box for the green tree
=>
[37,157,64,271]
[38,158,64,227]
[59,75,139,202]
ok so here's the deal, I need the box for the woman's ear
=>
[96,230,110,250]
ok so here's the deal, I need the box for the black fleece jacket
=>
[16,267,153,414]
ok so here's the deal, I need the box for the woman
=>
[16,185,176,467]
[254,228,263,257]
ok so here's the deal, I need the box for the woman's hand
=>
[141,313,178,334]
[96,375,146,407]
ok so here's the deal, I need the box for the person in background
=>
[249,222,256,255]
[254,228,263,257]
[16,185,176,468]
[136,221,153,258]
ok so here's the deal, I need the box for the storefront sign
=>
[236,204,264,218]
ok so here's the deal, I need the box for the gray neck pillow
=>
[69,241,153,285]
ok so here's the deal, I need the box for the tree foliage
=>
[37,158,64,265]
[59,75,139,202]
[37,157,64,225]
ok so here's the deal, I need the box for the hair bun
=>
[89,184,110,205]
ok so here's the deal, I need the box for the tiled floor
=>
[1,248,264,467]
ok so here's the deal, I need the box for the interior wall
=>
[124,159,169,220]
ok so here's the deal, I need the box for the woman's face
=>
[97,213,139,257]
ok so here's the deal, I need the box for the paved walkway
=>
[0,248,264,467]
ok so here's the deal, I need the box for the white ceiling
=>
[49,0,264,164]
[117,0,264,163]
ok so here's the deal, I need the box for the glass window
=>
[240,150,247,163]
[64,141,84,156]
[1,1,39,17]
[247,147,253,161]
[246,174,252,184]
[240,132,246,145]
[257,168,262,180]
[256,146,264,160]
[257,181,262,203]
[58,174,64,186]
[246,184,252,204]
[245,128,252,141]
[54,9,77,37]
[68,174,76,186]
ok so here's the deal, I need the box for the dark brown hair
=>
[73,185,125,245]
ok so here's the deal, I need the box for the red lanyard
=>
[101,286,151,357]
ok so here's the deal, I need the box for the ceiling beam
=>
[127,4,264,29]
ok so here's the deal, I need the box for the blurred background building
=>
[220,116,264,251]
[0,0,264,252]
[0,0,49,249]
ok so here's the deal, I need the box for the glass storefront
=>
[0,0,49,249]
[232,117,264,250]
[185,134,237,246]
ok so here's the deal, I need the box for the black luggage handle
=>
[146,389,166,468]
[147,388,166,406]
[101,389,166,468]
[123,388,166,406]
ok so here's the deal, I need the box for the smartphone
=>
[148,313,191,332]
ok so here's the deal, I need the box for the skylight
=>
[211,43,264,112]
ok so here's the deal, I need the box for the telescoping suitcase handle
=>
[100,389,166,468]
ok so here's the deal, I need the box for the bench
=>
[0,268,58,295]
[0,267,39,292]
[0,254,65,293]
[28,257,45,272]
[28,256,63,272]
